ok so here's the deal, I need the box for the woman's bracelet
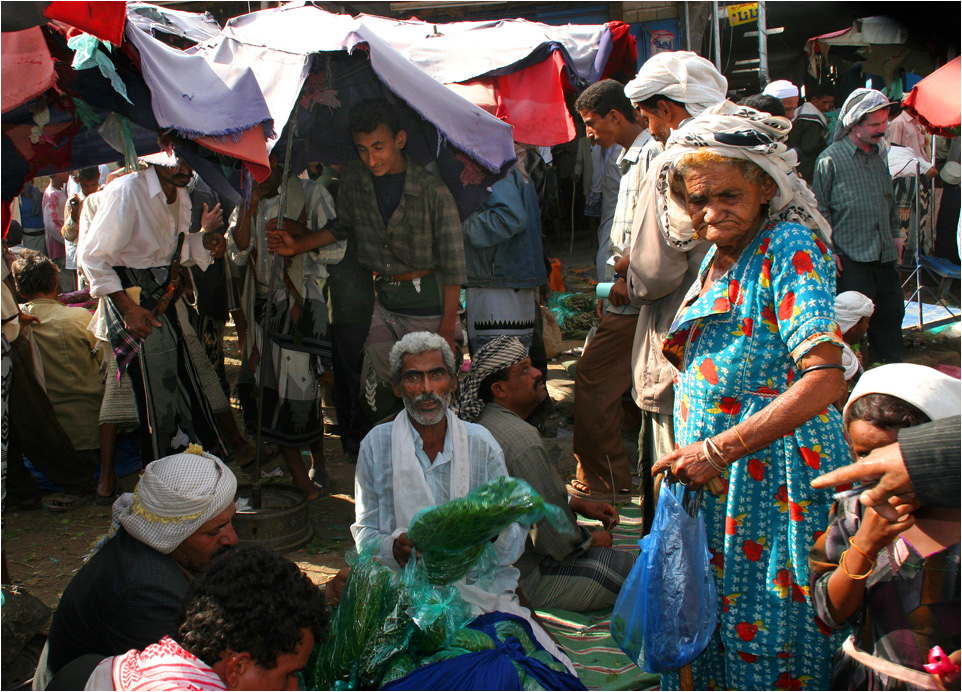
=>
[732,426,753,454]
[800,363,845,376]
[848,536,877,565]
[706,437,727,466]
[702,439,727,473]
[839,549,874,580]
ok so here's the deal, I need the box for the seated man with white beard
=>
[350,332,575,674]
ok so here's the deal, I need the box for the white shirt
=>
[352,416,526,603]
[78,167,211,298]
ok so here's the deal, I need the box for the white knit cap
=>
[762,80,799,100]
[624,51,728,117]
[835,291,875,334]
[114,449,237,554]
[844,364,962,423]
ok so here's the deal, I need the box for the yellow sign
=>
[727,3,758,26]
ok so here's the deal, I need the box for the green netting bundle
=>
[545,291,600,337]
[408,477,571,584]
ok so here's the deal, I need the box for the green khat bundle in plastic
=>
[407,476,571,584]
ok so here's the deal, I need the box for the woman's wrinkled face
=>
[682,162,775,252]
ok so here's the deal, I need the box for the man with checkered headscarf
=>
[813,88,903,363]
[462,337,636,611]
[42,450,239,680]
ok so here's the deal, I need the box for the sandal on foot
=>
[566,480,635,504]
[95,481,121,506]
[46,493,92,513]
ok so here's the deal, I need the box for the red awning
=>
[902,56,961,136]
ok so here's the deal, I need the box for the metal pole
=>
[757,0,770,89]
[712,1,722,71]
[683,1,691,51]
[251,120,296,509]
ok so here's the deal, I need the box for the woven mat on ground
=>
[535,496,659,691]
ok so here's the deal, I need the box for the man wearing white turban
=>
[43,450,239,681]
[762,79,800,119]
[615,53,727,531]
[813,89,903,363]
[624,50,728,143]
[835,291,875,382]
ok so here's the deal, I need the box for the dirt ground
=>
[2,233,959,622]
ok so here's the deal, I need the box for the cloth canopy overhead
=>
[353,14,637,146]
[804,16,938,84]
[354,14,608,85]
[902,56,961,137]
[193,1,518,219]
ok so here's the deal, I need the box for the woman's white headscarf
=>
[843,363,961,423]
[645,100,833,250]
[832,88,895,142]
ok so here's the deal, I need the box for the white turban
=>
[833,88,895,142]
[647,100,833,249]
[624,51,728,118]
[113,450,238,554]
[844,364,961,423]
[762,80,799,100]
[835,291,875,334]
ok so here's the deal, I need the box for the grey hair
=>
[389,332,457,384]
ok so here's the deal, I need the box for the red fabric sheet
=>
[451,52,576,147]
[601,21,639,81]
[902,56,961,137]
[197,127,272,183]
[1,26,57,114]
[43,1,126,45]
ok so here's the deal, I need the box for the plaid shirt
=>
[475,402,591,576]
[812,136,900,264]
[330,158,467,285]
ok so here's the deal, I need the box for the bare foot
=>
[232,439,257,468]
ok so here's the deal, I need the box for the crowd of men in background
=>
[2,50,961,690]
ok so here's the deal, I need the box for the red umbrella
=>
[902,56,961,136]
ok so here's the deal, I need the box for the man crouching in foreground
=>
[350,331,575,673]
[49,546,327,691]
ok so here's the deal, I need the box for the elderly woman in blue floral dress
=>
[648,102,851,690]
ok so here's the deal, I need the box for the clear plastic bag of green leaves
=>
[407,477,572,585]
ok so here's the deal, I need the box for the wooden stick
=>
[679,663,694,690]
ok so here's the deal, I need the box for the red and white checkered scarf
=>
[110,637,226,691]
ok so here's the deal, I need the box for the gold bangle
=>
[839,549,874,580]
[848,536,877,566]
[732,427,753,454]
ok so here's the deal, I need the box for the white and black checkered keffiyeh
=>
[112,448,237,554]
[457,336,528,422]
[646,100,833,250]
[832,88,894,143]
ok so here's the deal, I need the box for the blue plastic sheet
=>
[610,481,717,674]
[383,613,586,691]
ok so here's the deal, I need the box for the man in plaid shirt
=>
[268,98,467,422]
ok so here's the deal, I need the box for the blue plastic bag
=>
[610,480,717,674]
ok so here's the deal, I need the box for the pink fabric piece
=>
[1,26,56,114]
[112,636,227,691]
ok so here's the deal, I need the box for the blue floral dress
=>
[660,221,850,691]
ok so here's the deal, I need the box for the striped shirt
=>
[606,129,661,315]
[812,136,901,263]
